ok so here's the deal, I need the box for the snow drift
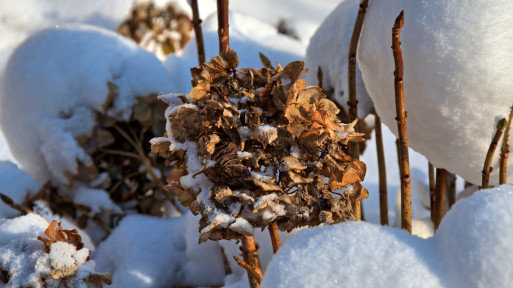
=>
[0,24,172,186]
[357,0,513,185]
[262,185,513,288]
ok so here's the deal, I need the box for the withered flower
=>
[151,49,368,242]
[117,2,193,57]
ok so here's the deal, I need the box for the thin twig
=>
[217,0,229,52]
[434,168,447,231]
[375,113,388,225]
[268,222,281,253]
[500,106,513,184]
[241,235,263,288]
[0,192,34,214]
[428,162,436,222]
[75,206,112,234]
[481,118,507,189]
[347,0,369,163]
[392,11,411,233]
[233,256,262,283]
[99,148,140,159]
[191,0,205,65]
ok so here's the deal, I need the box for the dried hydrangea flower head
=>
[152,49,368,242]
[117,2,192,57]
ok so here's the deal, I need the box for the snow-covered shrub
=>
[152,48,368,242]
[117,1,193,59]
[0,214,110,288]
[357,0,513,185]
[0,24,175,223]
[262,185,513,288]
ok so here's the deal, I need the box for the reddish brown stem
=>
[241,235,262,288]
[216,0,229,52]
[428,162,436,223]
[392,11,411,233]
[500,106,513,184]
[191,0,205,65]
[434,168,447,231]
[375,113,388,226]
[446,172,456,208]
[234,256,262,283]
[347,0,369,162]
[268,222,281,254]
[482,118,507,189]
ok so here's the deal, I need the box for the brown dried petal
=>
[283,156,307,170]
[221,48,239,70]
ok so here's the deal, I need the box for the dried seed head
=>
[152,49,368,242]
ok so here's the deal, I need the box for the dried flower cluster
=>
[117,2,192,57]
[152,49,368,242]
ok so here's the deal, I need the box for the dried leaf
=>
[38,220,84,252]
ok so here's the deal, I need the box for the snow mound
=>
[165,11,304,94]
[262,185,513,288]
[357,0,513,184]
[0,213,104,288]
[0,24,172,186]
[305,0,373,118]
[93,214,225,288]
[0,161,41,218]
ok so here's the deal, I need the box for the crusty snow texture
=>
[0,24,172,186]
[262,185,513,288]
[305,0,373,118]
[357,0,513,185]
[0,213,99,288]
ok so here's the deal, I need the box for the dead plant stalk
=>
[392,11,412,233]
[347,0,369,221]
[375,113,388,225]
[434,168,447,231]
[482,118,507,189]
[191,0,205,65]
[500,106,513,184]
[215,2,263,286]
[269,222,281,253]
[216,0,229,52]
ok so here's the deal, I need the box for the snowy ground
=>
[0,0,510,287]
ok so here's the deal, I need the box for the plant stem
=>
[216,0,229,52]
[482,118,507,189]
[191,0,205,65]
[392,11,411,233]
[434,168,447,231]
[0,192,33,215]
[446,172,456,208]
[268,222,281,253]
[347,0,369,163]
[500,106,513,184]
[428,162,436,222]
[375,113,388,225]
[241,235,263,288]
[233,256,262,283]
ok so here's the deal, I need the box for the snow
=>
[0,213,101,288]
[305,0,373,118]
[0,161,41,218]
[0,24,172,187]
[262,185,513,288]
[93,213,225,288]
[357,0,513,185]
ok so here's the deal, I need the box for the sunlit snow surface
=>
[262,186,513,288]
